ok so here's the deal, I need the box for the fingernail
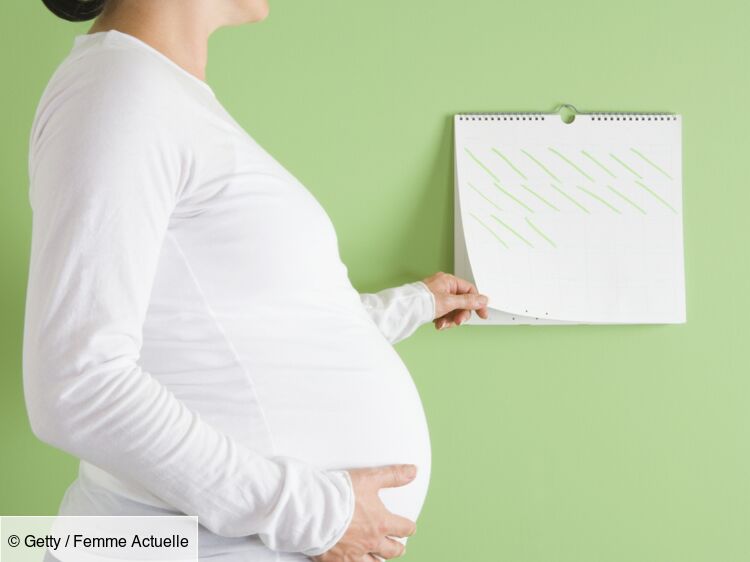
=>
[404,464,417,479]
[477,296,488,307]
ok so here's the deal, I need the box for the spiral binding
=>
[456,104,678,122]
[586,113,678,121]
[456,112,548,121]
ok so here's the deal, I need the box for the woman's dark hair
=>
[42,0,107,21]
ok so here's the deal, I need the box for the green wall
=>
[2,1,749,560]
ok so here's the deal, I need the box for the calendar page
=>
[454,112,685,324]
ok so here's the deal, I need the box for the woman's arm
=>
[359,281,436,344]
[22,91,352,557]
[359,273,491,342]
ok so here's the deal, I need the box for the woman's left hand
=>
[421,271,489,330]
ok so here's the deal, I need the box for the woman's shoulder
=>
[37,33,208,128]
[30,35,208,159]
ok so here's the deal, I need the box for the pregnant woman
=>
[23,1,489,560]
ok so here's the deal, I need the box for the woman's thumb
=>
[446,293,487,311]
[375,464,418,489]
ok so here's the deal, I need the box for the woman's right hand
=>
[312,464,418,561]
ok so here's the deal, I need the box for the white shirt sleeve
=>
[359,281,436,344]
[22,84,353,556]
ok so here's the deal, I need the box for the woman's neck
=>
[87,0,216,83]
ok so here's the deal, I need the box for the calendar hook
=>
[553,103,582,115]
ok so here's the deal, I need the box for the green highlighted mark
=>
[630,148,673,180]
[610,153,643,179]
[577,185,621,213]
[468,182,503,213]
[548,147,594,182]
[635,180,678,213]
[491,148,527,180]
[491,214,534,247]
[464,147,499,181]
[525,217,557,248]
[607,185,646,214]
[521,184,559,211]
[493,182,534,213]
[469,212,508,248]
[581,150,616,178]
[521,149,560,182]
[550,183,590,214]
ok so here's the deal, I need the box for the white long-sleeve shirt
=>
[23,30,434,561]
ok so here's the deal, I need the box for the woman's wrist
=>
[411,280,437,323]
[302,469,356,557]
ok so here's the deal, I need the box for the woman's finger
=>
[453,275,479,296]
[455,308,472,325]
[445,293,487,313]
[434,315,455,330]
[449,275,490,319]
[384,513,417,538]
[372,537,405,559]
[475,304,490,319]
[451,279,479,325]
[445,308,461,324]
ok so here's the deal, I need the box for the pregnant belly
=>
[246,323,432,524]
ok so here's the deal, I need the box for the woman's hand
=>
[422,271,489,329]
[311,464,418,561]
